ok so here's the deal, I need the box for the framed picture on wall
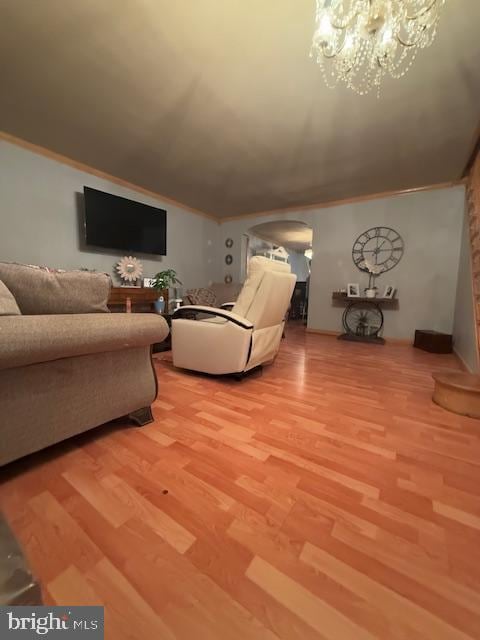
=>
[347,283,360,298]
[383,285,396,299]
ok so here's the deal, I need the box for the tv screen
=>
[84,187,167,255]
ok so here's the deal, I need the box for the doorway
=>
[246,220,313,322]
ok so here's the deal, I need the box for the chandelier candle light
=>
[311,0,445,96]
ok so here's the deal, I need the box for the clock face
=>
[352,226,404,273]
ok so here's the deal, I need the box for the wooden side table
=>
[107,287,161,313]
[108,287,171,351]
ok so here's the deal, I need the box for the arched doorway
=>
[246,220,313,321]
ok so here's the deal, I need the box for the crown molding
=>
[220,179,467,222]
[305,329,339,337]
[1,131,467,224]
[462,117,480,179]
[0,131,219,222]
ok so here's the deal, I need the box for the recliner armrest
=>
[172,305,253,330]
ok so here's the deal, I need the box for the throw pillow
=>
[185,287,217,307]
[0,263,112,314]
[0,280,21,316]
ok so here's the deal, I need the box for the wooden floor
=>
[2,325,480,639]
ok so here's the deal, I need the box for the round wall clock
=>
[352,226,404,274]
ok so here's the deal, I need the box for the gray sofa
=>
[0,263,169,466]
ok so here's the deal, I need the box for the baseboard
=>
[306,328,412,345]
[305,328,340,337]
[453,348,475,373]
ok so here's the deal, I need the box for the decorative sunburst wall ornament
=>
[116,256,143,285]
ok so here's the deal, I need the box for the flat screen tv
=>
[84,186,167,255]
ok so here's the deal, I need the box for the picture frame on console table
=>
[383,285,396,299]
[347,283,360,298]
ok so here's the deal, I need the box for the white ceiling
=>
[1,1,479,218]
[249,221,313,251]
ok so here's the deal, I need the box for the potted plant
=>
[363,259,382,298]
[152,269,182,313]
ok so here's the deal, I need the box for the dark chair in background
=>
[289,281,308,320]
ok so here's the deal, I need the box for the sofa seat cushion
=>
[0,281,21,316]
[0,314,169,370]
[0,263,111,314]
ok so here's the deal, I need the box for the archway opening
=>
[246,220,313,321]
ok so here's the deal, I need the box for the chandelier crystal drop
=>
[311,0,446,96]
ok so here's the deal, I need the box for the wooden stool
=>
[432,371,480,419]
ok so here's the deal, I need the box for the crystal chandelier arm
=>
[405,0,440,22]
[329,16,358,29]
[396,29,427,48]
[328,12,360,30]
[322,35,353,59]
[315,0,364,30]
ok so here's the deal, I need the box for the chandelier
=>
[311,0,445,96]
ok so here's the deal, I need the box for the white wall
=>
[220,186,466,340]
[453,207,478,371]
[0,141,220,289]
[0,140,467,343]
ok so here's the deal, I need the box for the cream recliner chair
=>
[171,256,296,375]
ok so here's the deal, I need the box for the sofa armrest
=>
[173,305,253,330]
[0,314,169,371]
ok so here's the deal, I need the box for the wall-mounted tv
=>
[84,187,167,255]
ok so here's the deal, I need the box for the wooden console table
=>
[332,292,398,306]
[108,287,161,313]
[331,292,399,344]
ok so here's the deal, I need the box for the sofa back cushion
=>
[0,280,21,316]
[0,263,111,314]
